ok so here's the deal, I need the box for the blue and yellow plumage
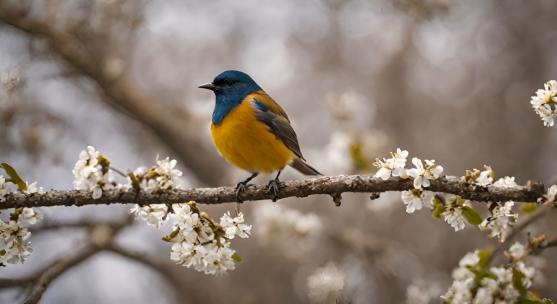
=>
[199,70,320,201]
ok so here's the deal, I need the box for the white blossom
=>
[442,251,483,303]
[506,242,528,261]
[492,176,518,188]
[442,204,468,232]
[479,201,517,242]
[530,80,557,127]
[544,185,557,204]
[460,251,480,267]
[373,148,409,180]
[307,262,345,303]
[162,203,248,275]
[442,251,480,303]
[21,208,42,225]
[443,245,540,304]
[23,181,44,195]
[490,267,520,302]
[476,167,494,187]
[516,261,536,288]
[203,245,236,275]
[0,220,32,264]
[401,189,432,213]
[407,158,443,189]
[73,146,114,199]
[220,212,251,239]
[147,157,183,191]
[130,204,168,228]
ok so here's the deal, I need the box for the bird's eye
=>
[225,80,234,87]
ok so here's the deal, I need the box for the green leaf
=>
[232,252,242,263]
[0,249,5,256]
[477,249,492,268]
[521,203,538,214]
[431,196,444,219]
[161,228,180,242]
[1,162,26,191]
[462,206,483,226]
[513,268,528,295]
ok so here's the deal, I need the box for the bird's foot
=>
[267,179,283,202]
[235,181,254,202]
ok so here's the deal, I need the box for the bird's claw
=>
[267,179,282,202]
[235,182,254,202]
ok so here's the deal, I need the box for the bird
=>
[199,70,321,201]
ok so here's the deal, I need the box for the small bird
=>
[199,70,321,201]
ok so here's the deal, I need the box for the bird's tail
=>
[290,157,322,175]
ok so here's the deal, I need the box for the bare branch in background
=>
[22,243,103,304]
[0,175,545,210]
[0,215,184,304]
[0,2,228,186]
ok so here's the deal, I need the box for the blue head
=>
[199,70,262,125]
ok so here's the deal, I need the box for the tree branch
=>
[23,244,103,304]
[0,175,545,210]
[0,2,228,186]
[0,216,133,303]
[486,205,551,266]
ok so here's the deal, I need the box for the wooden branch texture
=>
[0,175,545,210]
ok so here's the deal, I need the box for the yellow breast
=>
[210,97,294,173]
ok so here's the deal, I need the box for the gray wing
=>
[251,98,304,160]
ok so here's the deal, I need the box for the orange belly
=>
[210,100,293,173]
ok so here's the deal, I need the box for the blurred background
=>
[1,0,556,303]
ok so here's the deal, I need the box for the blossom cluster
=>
[442,243,544,304]
[373,149,524,237]
[129,156,184,228]
[0,166,43,265]
[530,80,557,127]
[374,149,448,218]
[130,156,183,192]
[72,146,252,275]
[166,202,250,275]
[0,207,42,265]
[123,157,250,275]
[72,146,115,199]
[254,204,322,259]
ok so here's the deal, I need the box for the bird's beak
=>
[198,83,217,91]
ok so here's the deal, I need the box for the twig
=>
[486,206,551,266]
[0,216,133,303]
[23,244,102,304]
[0,175,545,210]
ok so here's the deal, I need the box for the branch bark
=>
[0,217,133,303]
[0,175,545,210]
[0,2,228,186]
[23,244,103,304]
